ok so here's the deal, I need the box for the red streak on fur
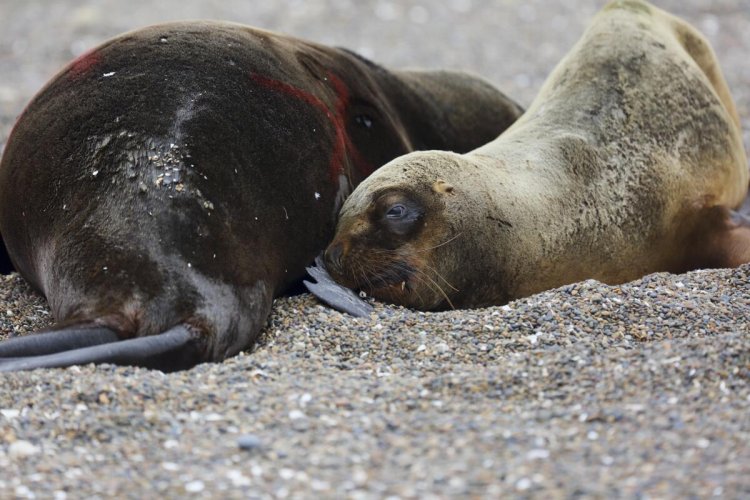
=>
[8,49,103,137]
[68,49,102,78]
[250,72,372,183]
[327,73,374,176]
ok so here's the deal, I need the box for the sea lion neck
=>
[386,70,523,153]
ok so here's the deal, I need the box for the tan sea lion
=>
[322,0,750,310]
[0,21,523,370]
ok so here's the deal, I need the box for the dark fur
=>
[0,21,522,369]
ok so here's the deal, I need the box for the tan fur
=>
[327,0,749,310]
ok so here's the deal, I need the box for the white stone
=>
[8,441,40,458]
[184,480,205,493]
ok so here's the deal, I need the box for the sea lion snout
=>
[324,240,347,273]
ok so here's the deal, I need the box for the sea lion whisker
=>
[403,267,454,310]
[372,247,398,259]
[407,280,427,305]
[419,232,463,252]
[357,262,377,292]
[420,262,459,292]
[391,268,430,305]
[367,259,413,288]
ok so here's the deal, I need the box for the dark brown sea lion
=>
[322,0,750,311]
[0,21,523,370]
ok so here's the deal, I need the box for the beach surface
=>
[1,1,749,497]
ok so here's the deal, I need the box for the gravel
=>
[1,0,750,498]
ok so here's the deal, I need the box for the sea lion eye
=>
[355,114,374,129]
[375,193,424,237]
[379,197,423,237]
[386,204,407,219]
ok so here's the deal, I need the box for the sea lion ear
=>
[433,179,455,195]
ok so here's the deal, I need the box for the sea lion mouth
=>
[366,263,415,289]
[326,247,457,310]
[324,239,415,289]
[326,249,416,297]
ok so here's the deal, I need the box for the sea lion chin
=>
[0,21,523,370]
[324,0,750,311]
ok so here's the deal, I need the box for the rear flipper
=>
[0,326,120,356]
[731,196,750,226]
[722,207,750,267]
[0,324,202,372]
[690,204,750,269]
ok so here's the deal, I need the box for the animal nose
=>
[325,241,346,271]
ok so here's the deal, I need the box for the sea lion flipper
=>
[0,325,198,372]
[304,257,374,318]
[714,208,750,268]
[0,326,119,357]
[731,195,750,226]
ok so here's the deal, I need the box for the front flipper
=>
[0,325,201,372]
[304,256,374,318]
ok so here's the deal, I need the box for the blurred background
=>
[2,0,750,153]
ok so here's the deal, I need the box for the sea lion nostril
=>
[325,242,345,270]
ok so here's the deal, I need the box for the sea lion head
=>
[324,150,477,310]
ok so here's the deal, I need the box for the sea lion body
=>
[325,0,750,310]
[0,21,522,369]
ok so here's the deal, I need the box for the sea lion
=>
[321,0,750,311]
[0,21,523,371]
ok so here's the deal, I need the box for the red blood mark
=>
[250,71,373,184]
[67,49,102,79]
[327,73,374,177]
[8,49,103,136]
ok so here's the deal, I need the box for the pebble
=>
[237,434,263,451]
[8,441,40,458]
[184,480,205,493]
